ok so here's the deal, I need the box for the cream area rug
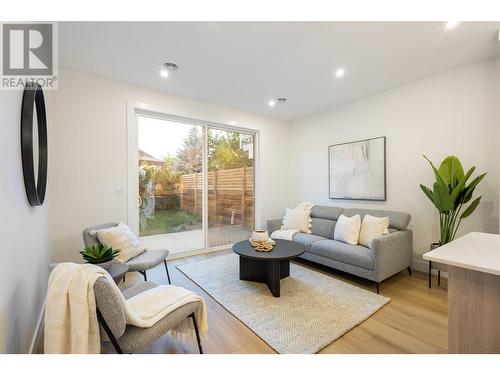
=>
[176,253,390,354]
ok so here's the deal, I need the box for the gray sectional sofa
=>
[267,205,412,293]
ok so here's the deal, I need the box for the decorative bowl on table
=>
[251,230,270,242]
[249,230,275,252]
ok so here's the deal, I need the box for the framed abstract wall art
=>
[328,136,386,201]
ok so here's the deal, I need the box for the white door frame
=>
[126,101,261,253]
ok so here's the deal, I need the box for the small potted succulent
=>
[80,243,120,269]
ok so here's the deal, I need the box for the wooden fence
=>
[179,167,254,227]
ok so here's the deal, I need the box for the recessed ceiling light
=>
[445,22,460,30]
[159,61,178,78]
[163,62,179,71]
[268,98,287,107]
[335,68,345,78]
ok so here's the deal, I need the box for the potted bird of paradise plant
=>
[420,155,486,287]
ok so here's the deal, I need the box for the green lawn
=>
[140,209,202,236]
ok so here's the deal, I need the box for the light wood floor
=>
[104,249,448,354]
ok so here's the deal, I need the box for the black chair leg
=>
[428,261,432,289]
[375,282,380,294]
[139,270,147,281]
[164,260,171,284]
[407,266,412,276]
[190,313,203,354]
[438,270,441,286]
[96,309,124,354]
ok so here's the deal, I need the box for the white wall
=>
[496,59,500,233]
[3,56,497,353]
[290,58,500,267]
[49,59,500,268]
[0,90,52,353]
[50,69,292,263]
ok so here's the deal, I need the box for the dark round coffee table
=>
[232,239,306,297]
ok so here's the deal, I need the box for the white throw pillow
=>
[96,223,145,263]
[282,207,312,233]
[334,214,362,245]
[359,215,390,248]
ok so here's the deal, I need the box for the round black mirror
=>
[21,82,48,206]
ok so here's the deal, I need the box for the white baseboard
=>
[171,249,446,277]
[171,248,448,280]
[168,244,230,260]
[29,298,46,354]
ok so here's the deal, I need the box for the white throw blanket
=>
[270,229,299,241]
[270,201,315,240]
[45,263,207,354]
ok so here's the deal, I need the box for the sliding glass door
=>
[207,128,255,247]
[137,116,204,253]
[136,113,255,255]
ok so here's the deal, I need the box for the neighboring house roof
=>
[139,149,165,164]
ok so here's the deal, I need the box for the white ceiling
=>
[59,22,500,120]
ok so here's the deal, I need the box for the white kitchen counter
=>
[423,231,500,353]
[423,231,500,276]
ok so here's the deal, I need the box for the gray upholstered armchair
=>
[94,277,203,353]
[83,223,170,284]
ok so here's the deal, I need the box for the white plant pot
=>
[251,230,269,242]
